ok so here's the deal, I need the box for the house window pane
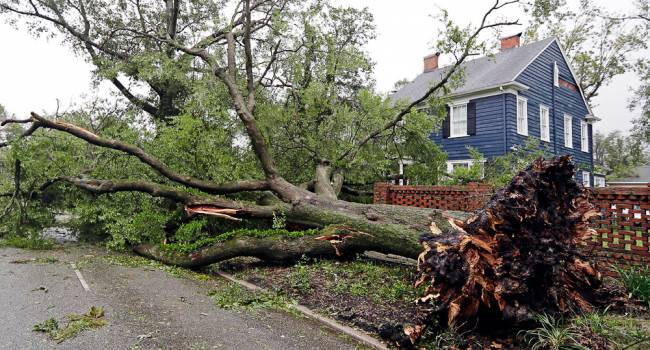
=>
[581,121,588,152]
[564,114,572,148]
[540,105,549,141]
[517,97,528,135]
[451,104,467,137]
[582,171,591,187]
[553,62,559,87]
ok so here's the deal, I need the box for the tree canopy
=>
[0,0,521,248]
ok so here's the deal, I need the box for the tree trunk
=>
[136,195,470,267]
[313,160,337,199]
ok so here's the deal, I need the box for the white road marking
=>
[70,263,90,292]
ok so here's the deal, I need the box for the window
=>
[446,160,485,178]
[553,61,559,87]
[517,96,528,135]
[580,121,588,152]
[453,163,469,171]
[540,105,550,142]
[450,103,468,137]
[446,161,470,174]
[594,176,606,188]
[564,114,572,148]
[582,171,591,188]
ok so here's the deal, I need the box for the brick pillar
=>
[373,182,390,204]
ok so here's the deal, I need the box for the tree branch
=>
[1,113,270,194]
[336,0,520,162]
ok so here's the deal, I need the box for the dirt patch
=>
[210,257,650,349]
[214,257,418,335]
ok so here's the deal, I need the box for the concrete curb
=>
[215,270,390,350]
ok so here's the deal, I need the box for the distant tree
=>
[392,78,411,92]
[524,0,648,103]
[593,130,647,179]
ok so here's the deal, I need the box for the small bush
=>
[519,314,587,350]
[614,265,650,306]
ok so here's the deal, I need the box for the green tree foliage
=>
[592,130,648,179]
[444,139,553,187]
[524,0,648,103]
[0,0,520,249]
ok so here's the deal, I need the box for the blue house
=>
[392,34,598,187]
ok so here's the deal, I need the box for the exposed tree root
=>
[387,156,606,349]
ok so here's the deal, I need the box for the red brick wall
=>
[373,183,650,270]
[372,182,493,211]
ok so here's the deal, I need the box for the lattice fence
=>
[584,187,650,269]
[374,182,650,270]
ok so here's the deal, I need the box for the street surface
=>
[0,245,359,350]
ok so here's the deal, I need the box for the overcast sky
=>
[0,0,643,135]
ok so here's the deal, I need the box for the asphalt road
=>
[0,245,359,350]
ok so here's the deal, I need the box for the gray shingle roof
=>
[391,37,556,103]
[609,166,650,184]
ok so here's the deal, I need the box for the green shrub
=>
[614,265,650,306]
[0,233,55,250]
[173,218,209,244]
[519,314,587,350]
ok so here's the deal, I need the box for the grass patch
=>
[33,306,107,343]
[208,282,297,315]
[0,234,55,250]
[614,265,650,307]
[288,258,419,303]
[161,228,319,254]
[574,311,650,349]
[520,312,650,350]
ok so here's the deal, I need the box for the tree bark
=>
[313,160,337,199]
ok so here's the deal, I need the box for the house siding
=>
[514,40,593,184]
[430,94,505,160]
[426,39,594,185]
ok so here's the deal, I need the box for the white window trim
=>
[446,159,486,178]
[448,100,469,138]
[553,61,559,87]
[564,114,573,148]
[539,104,550,142]
[594,176,606,188]
[580,120,589,152]
[582,171,591,188]
[516,96,528,136]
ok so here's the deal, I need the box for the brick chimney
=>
[500,33,522,51]
[423,52,440,72]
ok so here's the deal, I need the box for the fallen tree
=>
[0,1,520,262]
[381,156,604,349]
